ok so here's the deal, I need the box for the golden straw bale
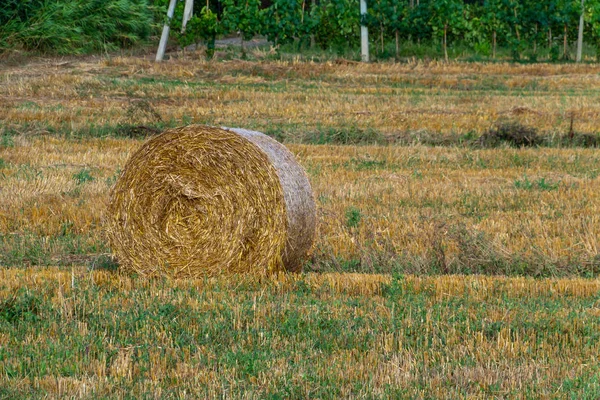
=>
[106,125,316,277]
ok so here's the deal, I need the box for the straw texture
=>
[107,125,316,277]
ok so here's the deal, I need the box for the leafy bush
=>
[179,7,219,50]
[0,0,154,54]
[0,0,596,62]
[313,0,359,51]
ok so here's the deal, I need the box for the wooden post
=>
[156,0,178,62]
[360,0,369,62]
[310,0,316,47]
[443,23,448,62]
[182,0,194,33]
[577,0,585,62]
[564,24,568,59]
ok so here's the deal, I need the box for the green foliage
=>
[0,290,42,325]
[0,0,154,54]
[179,7,219,52]
[588,1,600,59]
[222,0,262,42]
[313,0,360,50]
[161,0,219,55]
[429,0,464,38]
[0,0,597,61]
[429,0,464,59]
[262,0,316,47]
[345,206,362,229]
[514,175,560,191]
[364,0,406,55]
[73,168,94,185]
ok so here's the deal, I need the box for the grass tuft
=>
[303,126,384,145]
[73,168,94,184]
[344,207,362,229]
[0,289,42,325]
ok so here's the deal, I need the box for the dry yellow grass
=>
[3,56,600,398]
[2,57,600,138]
[1,57,599,272]
[1,133,599,273]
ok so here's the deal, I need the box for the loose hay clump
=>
[107,125,316,277]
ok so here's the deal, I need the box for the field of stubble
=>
[1,56,600,398]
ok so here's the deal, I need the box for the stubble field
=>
[1,56,600,397]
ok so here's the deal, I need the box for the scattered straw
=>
[107,125,316,277]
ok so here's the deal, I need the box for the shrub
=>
[0,0,154,54]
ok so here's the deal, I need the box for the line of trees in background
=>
[2,0,600,62]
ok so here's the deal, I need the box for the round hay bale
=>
[107,125,316,277]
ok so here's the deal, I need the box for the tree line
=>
[180,0,599,61]
[2,0,600,61]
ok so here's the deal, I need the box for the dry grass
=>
[1,134,599,274]
[2,56,600,397]
[2,57,600,274]
[2,57,600,139]
[308,144,600,274]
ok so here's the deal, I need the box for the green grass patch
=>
[302,126,385,145]
[0,133,14,148]
[0,232,106,267]
[514,175,560,191]
[0,271,599,397]
[73,168,94,185]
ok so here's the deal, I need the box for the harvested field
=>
[2,58,600,142]
[1,134,599,275]
[1,268,600,398]
[1,57,600,397]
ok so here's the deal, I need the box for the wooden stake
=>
[360,0,369,62]
[576,0,585,62]
[156,0,178,62]
[182,0,194,33]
